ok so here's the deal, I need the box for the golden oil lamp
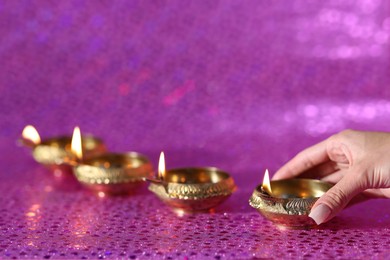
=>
[70,127,153,195]
[20,125,106,172]
[147,152,236,212]
[249,169,332,229]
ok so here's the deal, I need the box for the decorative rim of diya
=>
[29,135,106,166]
[249,178,333,228]
[74,152,153,185]
[148,167,236,200]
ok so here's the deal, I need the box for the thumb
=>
[309,170,366,225]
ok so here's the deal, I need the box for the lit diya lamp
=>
[71,127,153,195]
[249,169,332,229]
[147,152,236,212]
[20,125,106,172]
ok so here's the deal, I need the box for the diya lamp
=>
[249,169,333,229]
[70,127,153,195]
[147,152,236,212]
[20,125,106,172]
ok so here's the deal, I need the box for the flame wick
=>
[262,169,272,194]
[22,125,41,145]
[71,126,83,160]
[158,151,165,180]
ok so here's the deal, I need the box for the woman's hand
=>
[273,130,390,225]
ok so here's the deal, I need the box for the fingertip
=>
[271,172,284,180]
[309,204,332,225]
[310,172,362,225]
[271,168,287,180]
[272,166,294,180]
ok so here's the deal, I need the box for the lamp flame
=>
[262,169,272,194]
[22,125,41,145]
[71,126,83,160]
[158,151,165,180]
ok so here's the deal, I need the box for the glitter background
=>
[1,1,390,259]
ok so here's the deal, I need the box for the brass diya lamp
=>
[147,152,236,212]
[21,125,106,172]
[249,170,332,229]
[70,127,153,195]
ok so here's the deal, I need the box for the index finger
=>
[272,139,330,180]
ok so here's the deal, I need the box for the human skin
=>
[272,130,390,225]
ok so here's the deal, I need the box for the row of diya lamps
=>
[21,125,333,229]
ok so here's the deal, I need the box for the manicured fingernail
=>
[309,204,331,225]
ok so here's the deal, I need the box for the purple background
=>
[1,0,390,259]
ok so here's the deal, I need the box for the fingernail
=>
[309,204,331,225]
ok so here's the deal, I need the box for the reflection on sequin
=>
[293,100,390,136]
[303,105,319,118]
[54,169,63,177]
[362,104,377,119]
[44,185,53,192]
[26,212,36,217]
[25,203,42,244]
[174,209,185,218]
[294,1,388,59]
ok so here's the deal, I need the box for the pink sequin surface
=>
[1,1,390,259]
